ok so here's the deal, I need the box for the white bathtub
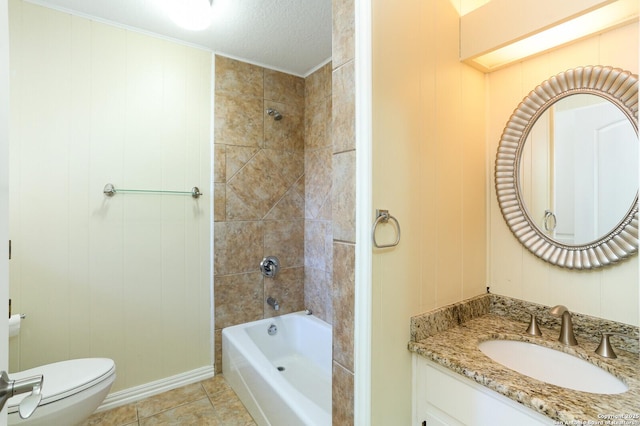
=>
[222,311,332,426]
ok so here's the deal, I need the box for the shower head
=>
[266,108,283,121]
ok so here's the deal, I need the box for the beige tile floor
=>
[82,375,256,426]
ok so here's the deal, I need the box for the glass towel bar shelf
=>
[103,183,202,198]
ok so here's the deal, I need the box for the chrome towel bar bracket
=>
[103,183,202,198]
[372,209,401,248]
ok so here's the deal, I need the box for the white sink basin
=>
[478,340,628,394]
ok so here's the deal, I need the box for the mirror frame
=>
[495,65,639,269]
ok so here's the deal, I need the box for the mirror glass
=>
[519,94,638,245]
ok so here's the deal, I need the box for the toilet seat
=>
[7,358,115,414]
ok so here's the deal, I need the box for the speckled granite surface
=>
[410,294,491,342]
[409,294,640,424]
[489,295,639,354]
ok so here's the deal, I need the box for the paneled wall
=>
[213,56,306,372]
[8,0,212,392]
[0,0,9,377]
[487,21,639,326]
[370,0,487,423]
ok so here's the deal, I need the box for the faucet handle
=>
[525,314,542,336]
[595,333,628,359]
[260,256,280,278]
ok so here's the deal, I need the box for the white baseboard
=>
[96,365,216,413]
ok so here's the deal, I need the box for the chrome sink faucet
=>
[550,305,578,346]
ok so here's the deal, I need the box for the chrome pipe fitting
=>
[267,297,280,311]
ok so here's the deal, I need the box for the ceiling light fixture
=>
[157,0,214,31]
[460,0,639,72]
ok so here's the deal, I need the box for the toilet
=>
[7,358,116,426]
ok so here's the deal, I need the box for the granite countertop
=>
[408,296,640,424]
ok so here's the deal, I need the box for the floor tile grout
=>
[83,375,255,425]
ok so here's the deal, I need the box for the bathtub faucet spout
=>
[267,297,280,311]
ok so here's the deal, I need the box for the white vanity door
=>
[413,354,550,426]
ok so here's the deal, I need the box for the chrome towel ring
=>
[372,209,401,248]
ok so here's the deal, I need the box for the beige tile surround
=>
[213,56,336,374]
[214,1,356,423]
[214,56,302,372]
[331,0,356,424]
[305,62,334,324]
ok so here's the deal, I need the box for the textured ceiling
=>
[28,0,332,77]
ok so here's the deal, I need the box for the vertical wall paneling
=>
[9,0,212,391]
[0,0,10,384]
[434,0,465,307]
[16,1,74,367]
[371,0,422,424]
[88,21,128,378]
[370,0,487,423]
[68,13,92,361]
[461,65,488,300]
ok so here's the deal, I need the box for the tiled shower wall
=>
[332,0,356,423]
[214,2,354,418]
[304,62,334,324]
[213,56,334,372]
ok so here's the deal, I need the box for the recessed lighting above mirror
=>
[461,0,639,72]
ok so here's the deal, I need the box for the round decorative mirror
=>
[495,66,638,269]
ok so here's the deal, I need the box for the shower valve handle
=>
[260,256,280,278]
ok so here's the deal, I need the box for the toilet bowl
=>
[7,358,116,426]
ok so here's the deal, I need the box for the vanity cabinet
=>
[413,355,551,426]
